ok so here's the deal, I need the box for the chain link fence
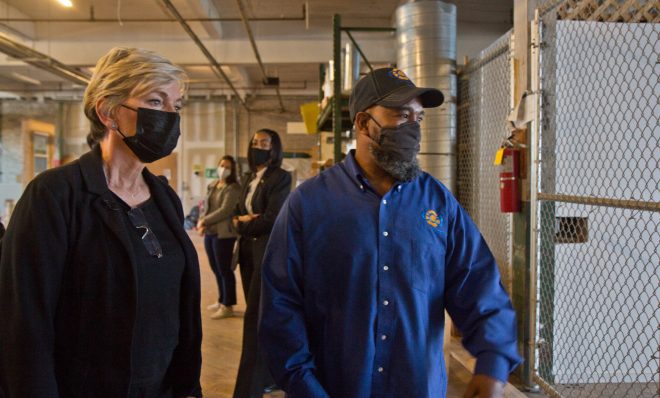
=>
[457,32,513,292]
[533,1,659,396]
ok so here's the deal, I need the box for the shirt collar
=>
[254,166,267,180]
[342,149,411,194]
[342,149,376,193]
[343,150,362,181]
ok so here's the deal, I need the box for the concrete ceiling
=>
[0,0,512,100]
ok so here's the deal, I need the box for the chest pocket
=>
[410,234,446,293]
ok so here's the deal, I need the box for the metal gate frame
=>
[530,1,659,397]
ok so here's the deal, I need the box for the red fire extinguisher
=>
[500,148,521,213]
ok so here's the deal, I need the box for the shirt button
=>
[397,186,402,191]
[383,300,389,306]
[383,265,389,271]
[378,367,384,373]
[359,184,364,190]
[382,199,387,204]
[383,231,389,237]
[381,334,387,340]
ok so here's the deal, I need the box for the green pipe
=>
[333,14,342,164]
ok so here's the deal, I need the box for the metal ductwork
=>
[343,41,361,92]
[396,0,457,192]
[0,32,90,86]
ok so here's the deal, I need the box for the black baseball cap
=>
[349,67,444,121]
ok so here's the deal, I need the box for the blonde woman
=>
[0,48,202,398]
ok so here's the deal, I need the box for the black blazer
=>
[234,166,292,240]
[0,147,202,398]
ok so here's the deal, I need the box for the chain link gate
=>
[457,32,514,293]
[532,1,659,397]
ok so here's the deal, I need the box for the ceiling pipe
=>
[235,0,285,112]
[0,32,90,85]
[0,16,305,23]
[1,4,306,24]
[12,85,313,92]
[157,0,249,111]
[8,71,41,85]
[188,80,309,89]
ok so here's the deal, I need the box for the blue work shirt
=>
[260,150,521,398]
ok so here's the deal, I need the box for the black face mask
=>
[366,115,421,163]
[115,105,181,163]
[249,147,271,169]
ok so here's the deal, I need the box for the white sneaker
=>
[207,302,220,311]
[210,305,234,319]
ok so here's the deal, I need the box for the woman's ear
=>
[95,98,115,130]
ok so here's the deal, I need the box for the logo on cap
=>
[388,68,410,81]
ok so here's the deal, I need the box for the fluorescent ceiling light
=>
[57,0,73,7]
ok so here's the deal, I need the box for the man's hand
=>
[463,374,505,398]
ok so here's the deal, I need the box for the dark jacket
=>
[201,181,241,239]
[234,166,291,240]
[0,147,202,398]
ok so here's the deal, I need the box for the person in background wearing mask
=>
[0,47,202,398]
[231,128,291,398]
[197,155,241,319]
[259,68,522,398]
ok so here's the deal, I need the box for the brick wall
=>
[0,100,61,221]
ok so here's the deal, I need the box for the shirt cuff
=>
[474,352,513,382]
[286,372,330,398]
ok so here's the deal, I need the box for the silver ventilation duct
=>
[343,42,361,92]
[396,0,457,192]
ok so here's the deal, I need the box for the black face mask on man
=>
[364,114,422,181]
[366,116,421,162]
[114,105,181,163]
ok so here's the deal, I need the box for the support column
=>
[512,0,537,389]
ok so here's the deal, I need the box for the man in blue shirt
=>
[259,67,521,397]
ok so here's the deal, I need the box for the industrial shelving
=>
[315,14,395,162]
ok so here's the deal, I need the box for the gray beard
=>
[369,144,422,182]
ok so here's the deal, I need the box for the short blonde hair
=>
[83,47,187,147]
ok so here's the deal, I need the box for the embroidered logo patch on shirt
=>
[424,210,442,228]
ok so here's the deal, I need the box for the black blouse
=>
[114,195,185,394]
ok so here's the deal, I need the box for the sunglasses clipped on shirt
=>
[127,207,163,258]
